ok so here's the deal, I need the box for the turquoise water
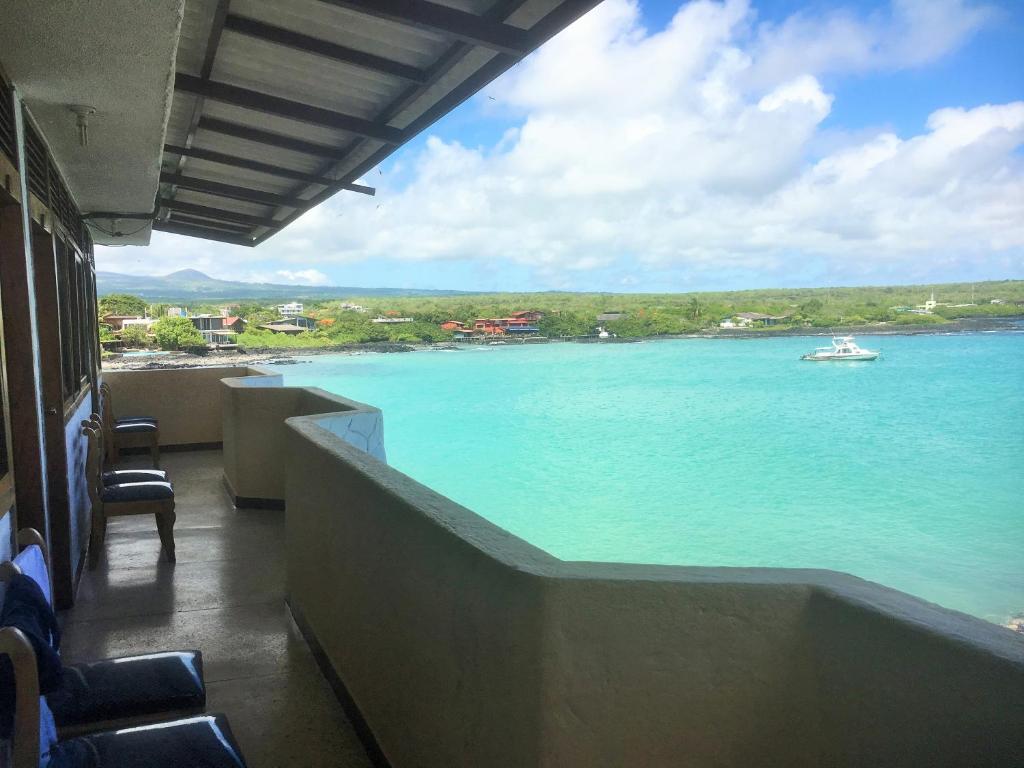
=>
[284,332,1024,624]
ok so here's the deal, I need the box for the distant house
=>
[914,293,937,313]
[596,312,625,323]
[260,316,317,333]
[441,321,466,331]
[510,310,543,323]
[372,316,414,324]
[277,302,304,316]
[166,306,186,317]
[731,312,791,327]
[102,314,146,331]
[188,313,246,347]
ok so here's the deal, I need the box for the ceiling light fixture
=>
[69,105,96,147]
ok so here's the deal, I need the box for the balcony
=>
[69,365,1024,767]
[62,447,373,767]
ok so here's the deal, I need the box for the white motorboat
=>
[801,336,879,361]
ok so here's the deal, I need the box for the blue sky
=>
[98,0,1024,292]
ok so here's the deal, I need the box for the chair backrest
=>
[0,625,41,768]
[81,422,104,512]
[1,539,61,768]
[99,382,114,423]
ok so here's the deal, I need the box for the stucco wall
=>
[286,418,551,767]
[285,415,1024,768]
[103,366,276,446]
[222,377,383,502]
[64,393,93,578]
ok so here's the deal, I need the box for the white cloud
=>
[248,269,331,286]
[97,0,1020,289]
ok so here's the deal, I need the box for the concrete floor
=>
[60,449,374,768]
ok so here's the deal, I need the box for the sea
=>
[284,330,1024,625]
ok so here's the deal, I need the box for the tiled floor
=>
[60,450,373,768]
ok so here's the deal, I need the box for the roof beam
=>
[153,220,254,246]
[157,198,279,229]
[164,144,333,185]
[196,117,352,160]
[175,73,404,144]
[170,214,253,234]
[319,0,531,56]
[159,172,304,207]
[173,0,232,180]
[223,15,428,83]
[163,144,375,195]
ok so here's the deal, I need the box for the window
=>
[56,236,93,403]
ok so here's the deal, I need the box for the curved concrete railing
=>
[284,414,1024,768]
[103,366,278,446]
[221,369,384,506]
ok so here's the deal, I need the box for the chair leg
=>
[88,506,106,570]
[155,503,176,563]
[149,433,160,469]
[106,431,118,466]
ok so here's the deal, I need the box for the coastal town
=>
[95,281,1024,359]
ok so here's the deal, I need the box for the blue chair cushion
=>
[101,482,174,503]
[47,650,205,728]
[103,470,168,486]
[112,422,158,434]
[48,713,247,768]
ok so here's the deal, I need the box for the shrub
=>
[151,316,205,350]
[120,324,150,348]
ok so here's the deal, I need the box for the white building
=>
[372,316,414,323]
[278,302,304,316]
[121,317,156,329]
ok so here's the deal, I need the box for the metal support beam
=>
[320,0,531,56]
[157,198,279,229]
[153,220,254,246]
[159,172,304,207]
[224,15,428,83]
[170,214,253,234]
[164,144,333,185]
[163,144,375,196]
[196,117,353,160]
[173,0,232,181]
[175,74,404,144]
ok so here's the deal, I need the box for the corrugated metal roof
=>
[155,0,603,246]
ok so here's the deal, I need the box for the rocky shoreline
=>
[101,316,1020,371]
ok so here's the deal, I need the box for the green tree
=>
[99,293,148,317]
[120,324,150,348]
[687,297,706,322]
[151,316,205,350]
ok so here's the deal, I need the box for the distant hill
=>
[96,269,474,300]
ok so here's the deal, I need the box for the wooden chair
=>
[0,624,246,768]
[83,423,175,569]
[85,414,167,486]
[1,529,207,740]
[100,381,160,468]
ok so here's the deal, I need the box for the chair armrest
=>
[0,627,40,768]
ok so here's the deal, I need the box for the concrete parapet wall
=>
[285,416,1024,768]
[102,366,277,445]
[222,376,384,503]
